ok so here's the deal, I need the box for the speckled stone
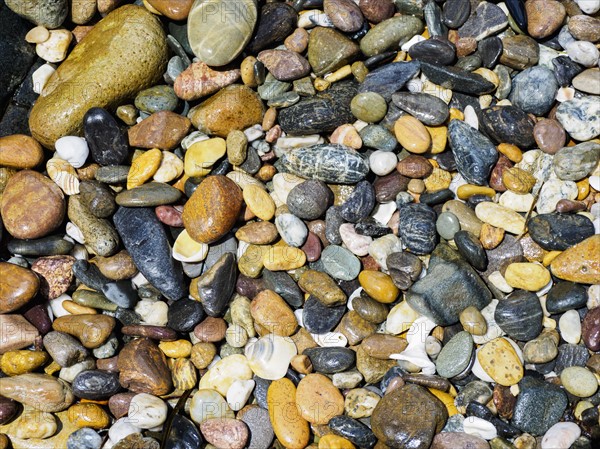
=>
[508,66,558,116]
[555,96,600,141]
[397,203,438,255]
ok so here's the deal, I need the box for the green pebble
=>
[350,92,388,123]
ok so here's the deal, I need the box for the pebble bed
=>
[0,0,600,449]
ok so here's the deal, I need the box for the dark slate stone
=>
[7,235,73,256]
[340,180,375,223]
[478,36,503,68]
[546,282,588,314]
[448,119,498,186]
[95,165,130,184]
[455,54,483,72]
[552,56,584,87]
[0,102,30,137]
[454,230,487,271]
[421,62,495,95]
[83,108,129,166]
[391,92,449,126]
[480,105,536,148]
[238,146,261,175]
[286,179,333,220]
[13,58,44,108]
[247,2,297,53]
[424,0,447,38]
[72,259,110,291]
[165,415,204,449]
[505,0,528,32]
[397,203,438,255]
[436,152,457,172]
[114,207,186,301]
[443,0,470,29]
[303,347,356,373]
[302,296,346,334]
[167,298,206,333]
[325,206,344,245]
[357,61,421,101]
[101,280,138,309]
[554,343,590,374]
[0,3,35,108]
[512,377,568,436]
[354,217,392,237]
[408,37,456,65]
[458,1,508,41]
[509,66,558,116]
[528,213,596,251]
[494,290,543,341]
[72,370,121,400]
[195,253,237,317]
[406,243,492,326]
[253,376,272,410]
[279,81,357,135]
[387,251,423,290]
[329,415,377,449]
[419,189,454,206]
[263,269,304,308]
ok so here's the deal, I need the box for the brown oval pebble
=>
[117,338,173,395]
[582,307,600,352]
[396,155,434,179]
[489,155,513,192]
[108,392,137,419]
[200,418,249,449]
[235,221,279,245]
[284,28,309,53]
[31,255,75,299]
[525,0,566,39]
[0,262,39,313]
[52,314,115,349]
[359,0,395,23]
[361,333,408,359]
[296,373,344,425]
[127,110,191,150]
[155,205,184,227]
[555,199,586,213]
[0,170,65,240]
[0,135,45,169]
[324,0,365,33]
[301,231,322,263]
[250,290,297,337]
[122,324,178,341]
[0,315,40,354]
[193,317,228,342]
[183,175,243,244]
[96,355,119,372]
[492,384,516,420]
[568,14,600,43]
[533,118,566,155]
[257,49,311,82]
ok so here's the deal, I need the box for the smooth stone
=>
[351,92,388,123]
[421,62,495,95]
[299,270,346,307]
[459,2,507,40]
[359,0,395,23]
[287,180,333,220]
[128,111,190,150]
[5,0,67,28]
[0,262,39,313]
[324,0,364,32]
[279,144,368,184]
[533,118,566,155]
[443,0,470,29]
[238,406,273,449]
[53,314,115,349]
[187,0,257,67]
[526,0,566,39]
[555,96,600,141]
[480,106,536,149]
[321,245,361,281]
[436,211,461,240]
[303,347,355,373]
[436,331,474,378]
[114,207,185,301]
[360,15,423,57]
[267,379,310,449]
[559,309,582,345]
[164,415,204,449]
[279,81,357,135]
[250,290,297,337]
[116,183,181,207]
[582,307,600,351]
[494,291,543,341]
[528,213,595,251]
[432,432,489,449]
[508,66,558,116]
[511,377,567,436]
[328,415,377,449]
[552,55,584,87]
[308,27,360,76]
[117,338,172,395]
[392,92,449,126]
[454,230,487,271]
[135,85,178,114]
[504,263,551,291]
[423,0,447,37]
[95,165,129,183]
[546,282,588,314]
[72,370,120,400]
[258,49,310,82]
[551,235,600,284]
[408,37,456,65]
[566,40,599,67]
[500,35,539,70]
[448,120,498,186]
[29,6,168,148]
[358,61,421,101]
[6,235,73,257]
[406,243,492,326]
[572,68,600,95]
[247,2,297,53]
[397,203,437,255]
[387,251,422,290]
[340,181,375,223]
[0,373,73,412]
[195,253,237,317]
[263,270,303,308]
[67,428,103,449]
[296,373,344,424]
[541,422,581,449]
[68,194,119,257]
[302,296,346,334]
[477,338,523,386]
[371,384,447,449]
[43,331,88,367]
[475,202,525,235]
[79,181,116,219]
[479,36,503,69]
[190,389,233,424]
[374,171,409,203]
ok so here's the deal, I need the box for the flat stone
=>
[324,0,364,32]
[408,38,456,66]
[480,106,536,149]
[458,1,508,40]
[443,0,470,29]
[257,49,310,82]
[500,35,539,70]
[448,120,498,186]
[303,347,355,373]
[360,15,424,57]
[392,92,449,126]
[528,213,595,251]
[308,27,360,76]
[436,331,474,378]
[494,291,543,341]
[72,370,121,400]
[358,61,421,101]
[421,62,495,95]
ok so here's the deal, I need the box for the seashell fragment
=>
[46,157,80,195]
[245,333,297,380]
[172,229,208,263]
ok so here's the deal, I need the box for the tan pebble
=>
[351,61,368,82]
[497,143,523,163]
[263,246,306,271]
[250,290,298,337]
[243,185,276,221]
[407,179,425,194]
[265,125,281,143]
[153,151,184,183]
[191,342,217,369]
[285,28,309,53]
[473,68,499,87]
[358,270,399,304]
[291,355,313,374]
[478,338,523,386]
[475,202,526,234]
[394,115,431,154]
[502,167,536,194]
[319,434,356,449]
[227,130,248,166]
[62,300,97,315]
[425,125,447,154]
[159,339,193,358]
[194,317,227,342]
[117,104,138,126]
[262,107,277,131]
[0,134,45,169]
[241,56,259,87]
[46,158,80,195]
[172,357,198,390]
[330,124,362,149]
[457,184,496,200]
[257,164,276,182]
[296,373,344,425]
[479,223,505,250]
[184,138,226,177]
[267,378,310,449]
[459,306,487,336]
[26,25,50,43]
[299,270,346,306]
[324,65,353,83]
[36,29,72,63]
[127,148,162,189]
[505,263,551,291]
[314,77,331,91]
[424,167,452,192]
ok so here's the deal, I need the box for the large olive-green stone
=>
[359,15,424,57]
[307,27,360,76]
[28,5,168,149]
[188,0,258,67]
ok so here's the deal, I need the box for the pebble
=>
[555,95,600,141]
[559,309,582,345]
[397,203,438,255]
[560,366,598,397]
[267,378,310,449]
[448,120,498,186]
[541,422,581,449]
[436,331,474,378]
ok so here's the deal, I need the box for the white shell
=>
[390,316,436,375]
[245,334,297,380]
[172,229,209,263]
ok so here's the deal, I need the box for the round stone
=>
[436,211,461,240]
[351,92,388,123]
[436,331,474,378]
[560,366,598,397]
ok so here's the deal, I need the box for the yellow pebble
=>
[67,403,110,429]
[154,151,184,183]
[504,262,551,291]
[184,137,226,177]
[457,184,496,200]
[448,108,464,121]
[473,68,500,87]
[425,125,447,154]
[428,388,458,416]
[0,350,49,376]
[263,246,306,271]
[319,434,356,449]
[393,51,407,62]
[159,339,193,358]
[127,148,162,189]
[394,115,431,154]
[243,184,276,221]
[314,77,330,91]
[358,270,399,304]
[44,360,61,375]
[324,65,352,83]
[502,167,536,194]
[424,167,452,192]
[62,300,98,315]
[497,143,523,163]
[477,338,524,386]
[543,251,562,266]
[577,178,590,200]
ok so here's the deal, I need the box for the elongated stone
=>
[528,213,595,251]
[195,253,237,317]
[358,61,421,101]
[421,62,495,95]
[114,207,185,301]
[360,15,424,57]
[279,144,369,184]
[247,2,297,53]
[448,120,498,186]
[480,106,536,149]
[458,1,507,40]
[397,203,438,255]
[391,92,449,126]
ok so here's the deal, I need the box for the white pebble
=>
[243,124,264,142]
[368,234,402,270]
[312,332,348,347]
[49,294,72,318]
[471,348,496,383]
[589,175,600,191]
[275,213,308,247]
[559,309,582,344]
[555,87,575,102]
[536,278,554,297]
[575,0,600,14]
[226,379,255,411]
[463,416,498,440]
[464,105,479,129]
[369,151,397,176]
[134,299,169,326]
[372,201,397,226]
[36,29,72,63]
[488,271,514,294]
[59,359,95,383]
[109,418,141,443]
[55,136,89,168]
[32,63,55,94]
[541,422,581,449]
[339,223,372,256]
[587,285,600,309]
[66,222,85,244]
[567,41,600,67]
[128,393,168,429]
